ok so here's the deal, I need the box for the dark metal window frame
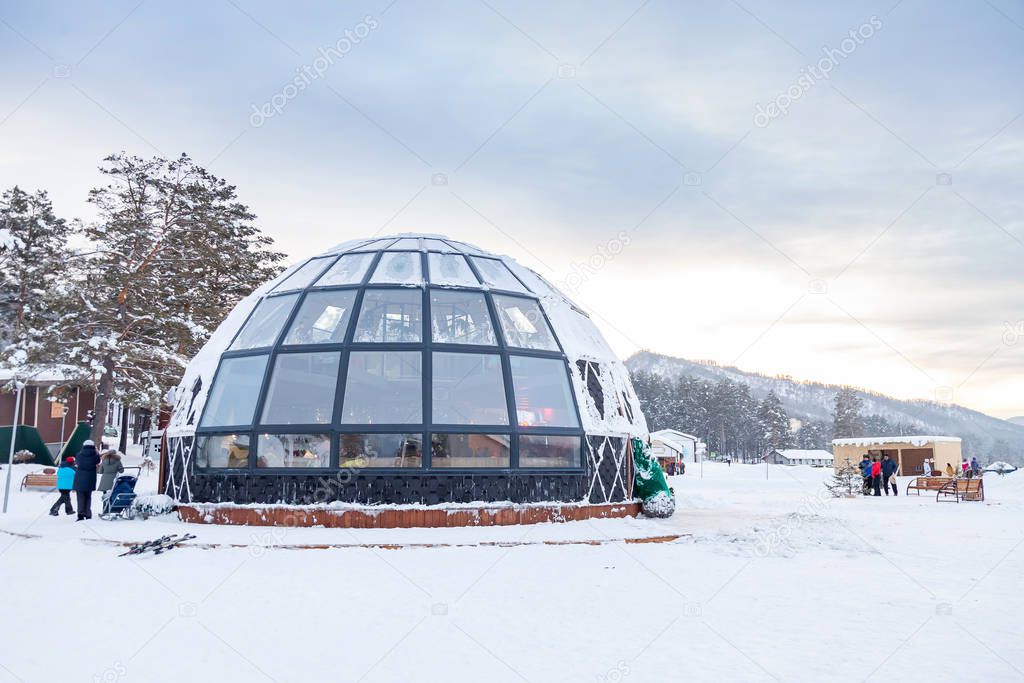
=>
[196,241,585,474]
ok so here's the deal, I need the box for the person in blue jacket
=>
[72,439,101,521]
[881,454,899,496]
[859,455,872,495]
[48,455,77,516]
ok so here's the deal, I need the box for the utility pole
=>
[3,381,25,513]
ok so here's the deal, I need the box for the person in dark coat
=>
[859,455,873,495]
[870,458,882,496]
[881,454,899,496]
[49,456,77,516]
[72,440,100,521]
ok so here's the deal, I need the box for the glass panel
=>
[430,291,496,345]
[509,356,579,427]
[448,240,486,256]
[314,253,373,287]
[471,257,527,292]
[519,434,581,468]
[428,253,478,287]
[338,433,422,468]
[260,352,341,425]
[195,434,250,468]
[389,237,421,250]
[432,352,508,425]
[422,238,456,252]
[492,295,559,351]
[431,433,510,468]
[200,355,268,427]
[256,433,331,468]
[341,351,422,424]
[272,256,336,292]
[370,251,422,284]
[283,290,357,345]
[353,289,423,343]
[230,294,299,350]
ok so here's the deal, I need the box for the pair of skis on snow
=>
[119,534,196,556]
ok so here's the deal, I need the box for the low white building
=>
[766,448,834,467]
[650,429,704,464]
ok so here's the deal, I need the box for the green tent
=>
[57,422,91,462]
[0,425,54,465]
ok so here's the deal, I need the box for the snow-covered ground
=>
[1,458,1022,682]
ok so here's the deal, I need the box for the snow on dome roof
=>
[166,234,646,441]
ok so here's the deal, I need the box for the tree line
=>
[0,153,285,443]
[630,371,927,460]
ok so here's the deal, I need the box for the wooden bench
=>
[936,477,984,503]
[20,470,57,492]
[906,476,951,495]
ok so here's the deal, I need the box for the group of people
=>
[858,454,900,496]
[48,440,124,521]
[921,456,982,478]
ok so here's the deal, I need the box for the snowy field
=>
[1,458,1022,683]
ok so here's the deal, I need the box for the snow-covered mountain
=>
[627,351,1024,463]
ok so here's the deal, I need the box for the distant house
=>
[650,429,704,467]
[0,369,95,458]
[766,449,834,467]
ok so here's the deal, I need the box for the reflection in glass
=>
[272,256,336,291]
[283,290,357,345]
[338,433,422,468]
[260,352,341,425]
[432,352,508,425]
[431,433,510,468]
[200,355,268,427]
[353,289,423,342]
[257,433,331,468]
[492,295,558,350]
[341,351,422,424]
[470,257,527,292]
[519,434,581,468]
[430,290,496,345]
[315,253,372,287]
[370,252,422,284]
[509,356,579,427]
[230,294,298,350]
[428,253,478,287]
[195,434,250,468]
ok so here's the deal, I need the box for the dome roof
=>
[167,234,646,473]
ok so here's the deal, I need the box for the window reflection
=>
[353,289,423,342]
[431,433,510,468]
[338,433,422,468]
[257,433,331,468]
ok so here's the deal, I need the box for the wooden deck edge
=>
[177,500,642,528]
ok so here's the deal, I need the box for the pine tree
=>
[826,458,862,497]
[0,187,72,375]
[61,153,284,441]
[757,390,793,455]
[832,387,863,438]
[795,420,831,449]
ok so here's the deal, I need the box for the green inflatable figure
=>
[632,437,675,518]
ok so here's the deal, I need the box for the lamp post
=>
[3,380,25,513]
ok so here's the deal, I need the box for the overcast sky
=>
[1,0,1022,419]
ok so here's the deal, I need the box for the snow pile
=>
[132,493,175,516]
[641,491,675,518]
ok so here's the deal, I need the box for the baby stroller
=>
[101,467,141,520]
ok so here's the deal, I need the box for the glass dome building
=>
[164,234,647,508]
